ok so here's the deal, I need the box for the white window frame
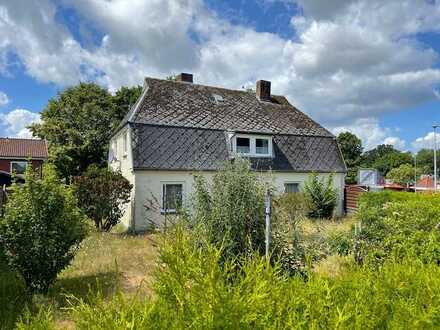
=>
[10,161,28,175]
[232,134,273,157]
[160,181,185,214]
[122,131,128,157]
[284,181,300,193]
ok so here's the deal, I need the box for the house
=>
[109,74,346,231]
[0,137,48,185]
[413,175,439,192]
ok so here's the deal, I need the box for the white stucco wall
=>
[131,169,345,231]
[109,125,136,229]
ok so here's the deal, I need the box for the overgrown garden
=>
[1,159,438,329]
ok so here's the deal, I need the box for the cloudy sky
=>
[0,0,439,151]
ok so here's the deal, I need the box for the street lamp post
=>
[434,125,439,192]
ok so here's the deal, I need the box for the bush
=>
[303,173,338,219]
[69,226,440,329]
[0,166,88,293]
[327,230,352,256]
[192,159,266,260]
[271,193,308,276]
[74,165,132,231]
[356,191,440,265]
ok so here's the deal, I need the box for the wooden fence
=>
[344,185,368,214]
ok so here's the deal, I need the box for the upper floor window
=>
[256,138,269,154]
[236,137,250,154]
[232,134,272,157]
[123,131,128,156]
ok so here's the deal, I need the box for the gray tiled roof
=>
[127,77,346,173]
[132,124,346,173]
[131,78,333,136]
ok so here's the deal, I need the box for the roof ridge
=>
[144,76,277,96]
[0,137,45,141]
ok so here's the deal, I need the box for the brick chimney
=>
[256,80,271,101]
[175,73,193,83]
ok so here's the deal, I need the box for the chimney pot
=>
[176,73,193,83]
[256,80,271,101]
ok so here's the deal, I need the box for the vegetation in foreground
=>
[0,231,158,329]
[2,161,440,329]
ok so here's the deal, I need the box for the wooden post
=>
[264,190,271,262]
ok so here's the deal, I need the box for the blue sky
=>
[1,0,440,152]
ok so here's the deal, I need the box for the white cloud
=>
[1,109,41,138]
[0,91,8,106]
[0,0,440,149]
[383,136,406,151]
[332,118,405,151]
[412,131,440,150]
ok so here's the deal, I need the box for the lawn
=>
[0,218,355,329]
[0,231,158,329]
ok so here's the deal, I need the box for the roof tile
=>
[0,138,48,159]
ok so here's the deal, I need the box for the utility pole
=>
[434,125,439,192]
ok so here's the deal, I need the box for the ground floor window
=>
[284,182,299,193]
[10,161,28,175]
[161,183,183,213]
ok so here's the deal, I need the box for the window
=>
[284,182,299,193]
[162,183,183,213]
[11,161,28,175]
[233,135,272,157]
[123,132,128,156]
[256,138,269,154]
[236,137,250,154]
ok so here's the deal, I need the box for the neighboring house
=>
[413,175,439,192]
[0,137,48,185]
[109,73,346,231]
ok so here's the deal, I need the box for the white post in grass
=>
[264,190,271,262]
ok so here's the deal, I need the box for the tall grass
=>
[68,225,440,329]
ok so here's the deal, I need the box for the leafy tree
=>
[30,83,117,180]
[74,165,133,231]
[337,132,363,184]
[386,164,417,186]
[112,85,142,123]
[361,144,412,176]
[303,173,338,219]
[0,166,88,293]
[416,149,434,175]
[30,84,142,181]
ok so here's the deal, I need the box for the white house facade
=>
[109,74,346,231]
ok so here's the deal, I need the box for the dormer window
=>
[256,138,269,154]
[236,137,250,153]
[232,134,272,157]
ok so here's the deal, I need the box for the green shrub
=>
[356,191,440,265]
[303,173,338,219]
[271,193,308,276]
[69,226,440,329]
[0,166,88,293]
[16,307,55,330]
[192,159,266,260]
[74,165,132,231]
[327,230,352,256]
[273,192,308,226]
